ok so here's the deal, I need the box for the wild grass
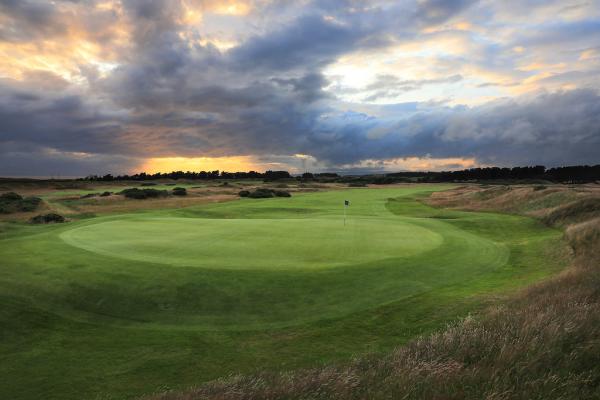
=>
[146,184,600,400]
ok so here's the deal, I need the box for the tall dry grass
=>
[146,185,600,400]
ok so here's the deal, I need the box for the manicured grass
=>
[0,186,567,399]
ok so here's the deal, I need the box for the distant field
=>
[0,186,566,399]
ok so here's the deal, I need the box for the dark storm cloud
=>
[0,78,127,156]
[304,89,600,166]
[229,14,366,71]
[0,143,139,177]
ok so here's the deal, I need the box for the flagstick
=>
[344,204,346,226]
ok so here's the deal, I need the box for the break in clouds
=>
[0,0,599,176]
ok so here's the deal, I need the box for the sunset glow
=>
[141,156,260,174]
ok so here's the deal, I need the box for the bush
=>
[0,192,42,213]
[172,187,187,196]
[274,190,291,197]
[348,182,367,187]
[533,185,547,191]
[119,188,168,199]
[20,196,42,211]
[100,191,112,197]
[248,188,275,198]
[141,182,157,186]
[0,192,22,201]
[30,213,65,224]
[80,193,97,199]
[242,188,292,199]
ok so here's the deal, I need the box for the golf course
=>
[0,185,565,399]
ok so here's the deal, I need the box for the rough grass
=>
[146,184,600,400]
[542,198,600,226]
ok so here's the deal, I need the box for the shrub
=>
[0,192,22,201]
[100,191,112,197]
[80,193,97,199]
[248,188,275,198]
[119,188,168,199]
[0,192,42,213]
[141,182,157,186]
[533,185,547,191]
[172,187,187,196]
[30,213,65,224]
[348,182,367,187]
[274,190,291,197]
[242,188,292,198]
[20,197,42,211]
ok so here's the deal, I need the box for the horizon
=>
[2,162,597,182]
[1,1,599,176]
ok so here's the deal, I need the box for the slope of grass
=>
[0,186,566,399]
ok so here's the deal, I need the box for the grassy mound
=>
[542,197,600,226]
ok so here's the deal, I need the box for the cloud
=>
[256,89,600,167]
[0,143,139,178]
[0,0,599,176]
[361,74,463,101]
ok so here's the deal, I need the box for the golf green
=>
[60,217,444,269]
[0,186,566,399]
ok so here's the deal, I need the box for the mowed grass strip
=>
[0,186,566,400]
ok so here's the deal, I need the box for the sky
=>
[0,0,599,176]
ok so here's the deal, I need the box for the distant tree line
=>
[83,164,600,184]
[344,165,600,184]
[419,165,600,184]
[84,170,292,182]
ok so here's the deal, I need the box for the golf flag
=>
[343,200,349,226]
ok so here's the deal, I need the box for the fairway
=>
[0,186,565,399]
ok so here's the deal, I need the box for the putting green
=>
[0,186,566,400]
[60,217,444,269]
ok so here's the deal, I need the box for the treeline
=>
[420,164,600,184]
[84,170,292,181]
[353,165,600,184]
[83,164,600,184]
